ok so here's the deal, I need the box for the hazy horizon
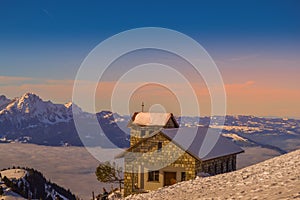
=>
[1,91,300,119]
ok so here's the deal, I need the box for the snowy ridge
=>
[0,168,76,200]
[0,93,77,125]
[125,149,300,200]
[222,133,248,142]
[0,93,94,146]
[0,93,130,147]
[0,169,29,200]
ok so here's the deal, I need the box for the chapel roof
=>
[128,112,179,128]
[116,127,244,161]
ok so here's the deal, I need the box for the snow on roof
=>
[162,127,244,161]
[132,112,172,126]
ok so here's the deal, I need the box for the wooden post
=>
[92,191,95,200]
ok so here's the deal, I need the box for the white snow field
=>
[0,169,27,180]
[0,169,69,200]
[125,149,300,200]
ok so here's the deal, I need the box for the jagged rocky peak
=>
[11,92,44,113]
[64,101,73,108]
[97,110,114,118]
[64,102,83,114]
[0,94,10,107]
[19,92,42,102]
[0,94,9,101]
[2,92,53,115]
[64,102,80,109]
[0,92,75,125]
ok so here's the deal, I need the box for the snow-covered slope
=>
[125,149,300,200]
[1,169,27,179]
[0,169,27,200]
[0,168,76,200]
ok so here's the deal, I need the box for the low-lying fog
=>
[0,143,281,199]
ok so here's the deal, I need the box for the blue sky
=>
[0,1,299,79]
[0,1,300,117]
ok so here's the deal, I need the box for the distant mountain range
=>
[0,93,129,147]
[0,93,300,153]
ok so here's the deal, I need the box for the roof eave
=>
[201,149,245,162]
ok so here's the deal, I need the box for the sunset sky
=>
[0,1,300,117]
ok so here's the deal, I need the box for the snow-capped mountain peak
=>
[0,92,299,148]
[4,92,50,114]
[20,92,41,100]
[0,93,74,125]
[16,92,44,112]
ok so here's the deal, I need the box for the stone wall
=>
[124,131,238,196]
[124,132,197,196]
[129,126,162,146]
[200,154,236,175]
